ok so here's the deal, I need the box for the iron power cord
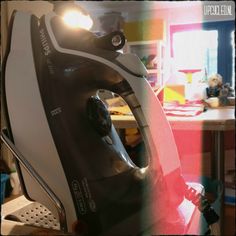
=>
[185,185,220,235]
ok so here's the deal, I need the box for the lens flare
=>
[63,10,93,30]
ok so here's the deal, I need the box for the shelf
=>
[123,19,165,41]
[125,40,166,88]
[153,85,165,96]
[127,40,158,46]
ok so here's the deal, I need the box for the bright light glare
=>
[173,30,218,70]
[63,10,93,30]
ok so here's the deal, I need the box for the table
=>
[111,106,235,234]
[112,107,235,131]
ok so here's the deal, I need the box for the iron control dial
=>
[87,96,112,136]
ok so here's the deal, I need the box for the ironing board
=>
[1,183,203,236]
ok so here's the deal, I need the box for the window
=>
[170,21,235,86]
[173,30,218,78]
[231,31,235,89]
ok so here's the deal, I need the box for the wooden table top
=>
[111,106,235,131]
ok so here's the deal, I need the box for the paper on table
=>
[106,97,133,115]
[106,97,204,117]
[108,105,133,115]
[164,104,204,117]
